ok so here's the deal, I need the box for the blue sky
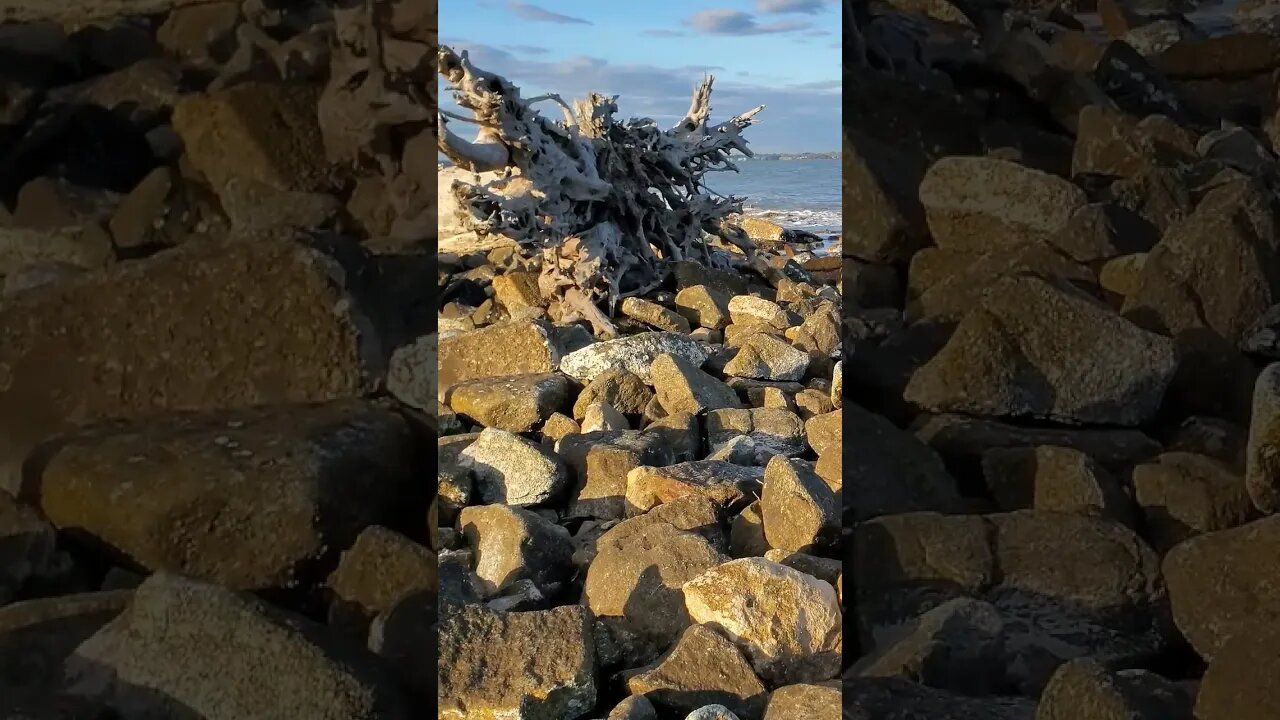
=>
[439,0,840,153]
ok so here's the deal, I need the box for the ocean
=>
[705,158,842,236]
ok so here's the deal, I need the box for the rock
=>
[684,706,740,720]
[915,414,1162,471]
[2,0,219,24]
[1197,126,1274,176]
[906,274,1179,426]
[792,306,841,358]
[439,604,596,720]
[804,409,841,458]
[1131,452,1255,552]
[585,523,728,652]
[1036,658,1192,720]
[39,401,412,591]
[762,549,841,587]
[544,412,581,442]
[173,82,331,201]
[1050,203,1159,264]
[447,373,574,432]
[608,695,658,720]
[1072,105,1196,180]
[1100,253,1148,297]
[0,224,114,276]
[107,167,174,249]
[493,271,543,312]
[760,456,839,553]
[919,156,1087,254]
[727,295,790,331]
[844,402,965,522]
[156,1,239,64]
[437,320,562,397]
[762,683,840,720]
[1247,364,1280,513]
[1124,179,1280,347]
[1195,623,1280,720]
[574,367,654,422]
[561,332,709,385]
[1105,165,1194,235]
[66,573,409,720]
[386,333,437,411]
[459,504,571,597]
[730,500,771,559]
[852,597,1006,696]
[0,590,132,707]
[683,557,841,685]
[845,678,1035,719]
[622,297,692,334]
[651,353,743,416]
[0,234,388,492]
[723,334,810,382]
[1242,304,1280,358]
[0,493,57,606]
[326,526,436,631]
[855,512,1166,691]
[675,285,731,330]
[582,402,630,433]
[459,427,570,507]
[594,494,728,559]
[626,461,763,516]
[1156,32,1280,80]
[625,624,767,719]
[706,408,806,456]
[559,430,673,520]
[980,446,1133,521]
[1163,516,1280,661]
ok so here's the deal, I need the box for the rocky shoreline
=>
[848,0,1280,717]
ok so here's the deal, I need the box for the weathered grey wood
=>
[437,45,764,336]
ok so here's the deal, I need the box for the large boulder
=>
[38,400,414,591]
[65,573,410,720]
[906,275,1179,426]
[0,235,385,495]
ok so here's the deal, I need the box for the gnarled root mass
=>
[436,45,764,336]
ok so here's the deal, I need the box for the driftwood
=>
[318,0,436,241]
[436,45,764,336]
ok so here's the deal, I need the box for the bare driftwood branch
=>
[437,45,763,336]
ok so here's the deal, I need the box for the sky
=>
[439,0,841,154]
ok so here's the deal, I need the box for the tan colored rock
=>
[727,295,790,331]
[585,523,728,648]
[626,461,764,516]
[730,500,771,558]
[326,526,436,632]
[574,367,654,421]
[683,558,842,684]
[39,401,413,591]
[1131,452,1255,552]
[763,683,841,720]
[1163,516,1280,661]
[760,457,839,553]
[559,430,673,520]
[173,82,331,196]
[459,504,571,597]
[1195,623,1280,720]
[0,224,113,276]
[1037,658,1193,720]
[675,285,731,329]
[1247,363,1280,513]
[582,402,629,433]
[651,353,744,416]
[448,373,573,432]
[622,297,692,334]
[919,156,1087,254]
[626,624,767,719]
[981,446,1133,521]
[459,427,569,507]
[723,333,809,381]
[804,409,841,457]
[66,573,410,720]
[439,604,596,720]
[493,270,543,312]
[438,320,562,397]
[706,407,805,456]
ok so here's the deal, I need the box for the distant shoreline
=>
[742,152,839,161]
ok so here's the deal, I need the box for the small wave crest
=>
[743,206,842,233]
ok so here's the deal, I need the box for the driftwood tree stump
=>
[436,45,764,336]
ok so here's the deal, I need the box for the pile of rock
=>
[435,241,845,717]
[848,1,1280,717]
[0,1,442,718]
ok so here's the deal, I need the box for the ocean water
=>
[705,158,842,236]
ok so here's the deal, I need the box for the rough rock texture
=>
[560,333,708,385]
[906,275,1179,426]
[438,605,597,720]
[65,573,410,720]
[625,624,767,719]
[459,427,570,506]
[38,401,413,591]
[1246,363,1280,513]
